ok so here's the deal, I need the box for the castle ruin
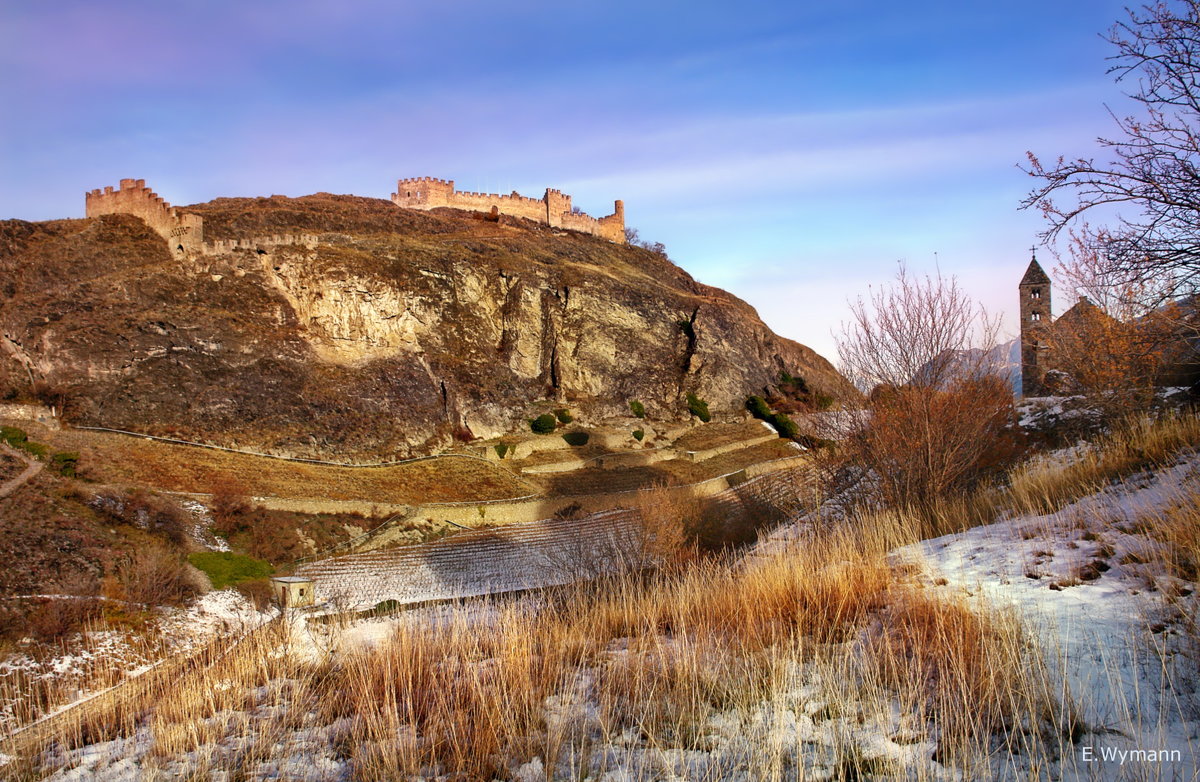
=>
[391,178,626,244]
[85,177,628,256]
[85,179,205,256]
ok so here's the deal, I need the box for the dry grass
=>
[1006,412,1200,520]
[900,411,1200,542]
[26,425,532,503]
[14,509,1076,780]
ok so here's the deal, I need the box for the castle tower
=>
[1019,252,1052,396]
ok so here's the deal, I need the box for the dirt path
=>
[0,445,42,498]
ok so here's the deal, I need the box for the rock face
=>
[0,194,856,458]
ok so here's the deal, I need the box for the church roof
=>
[1055,296,1114,327]
[1020,258,1051,286]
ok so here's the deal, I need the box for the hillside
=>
[0,194,855,458]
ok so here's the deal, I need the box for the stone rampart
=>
[392,177,625,243]
[86,179,204,255]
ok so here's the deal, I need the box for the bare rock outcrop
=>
[0,194,856,458]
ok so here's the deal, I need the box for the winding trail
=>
[0,445,42,499]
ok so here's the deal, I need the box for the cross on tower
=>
[1029,245,1038,260]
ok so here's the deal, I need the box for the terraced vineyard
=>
[296,509,642,609]
[22,425,533,503]
[295,466,817,608]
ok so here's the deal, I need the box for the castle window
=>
[1031,313,1041,322]
[1031,288,1041,299]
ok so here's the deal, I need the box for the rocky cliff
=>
[0,194,856,458]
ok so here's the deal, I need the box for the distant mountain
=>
[912,338,1021,395]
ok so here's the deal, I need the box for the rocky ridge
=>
[0,194,855,458]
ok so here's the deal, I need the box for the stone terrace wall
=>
[294,466,816,609]
[392,177,626,244]
[296,509,641,609]
[86,179,204,255]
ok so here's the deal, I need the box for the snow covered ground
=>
[892,455,1200,780]
[21,453,1200,780]
[0,589,272,735]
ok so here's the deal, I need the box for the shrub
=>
[0,426,48,459]
[745,395,772,419]
[552,502,586,520]
[562,431,590,446]
[51,451,79,477]
[235,577,275,610]
[494,443,510,459]
[121,545,200,606]
[208,478,253,537]
[89,488,191,546]
[555,409,573,424]
[633,429,645,441]
[629,400,646,418]
[188,551,273,590]
[686,393,711,423]
[0,426,27,446]
[19,440,48,459]
[530,414,557,434]
[768,412,799,438]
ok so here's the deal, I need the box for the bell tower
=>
[1019,251,1052,396]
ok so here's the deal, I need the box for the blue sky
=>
[1,0,1133,359]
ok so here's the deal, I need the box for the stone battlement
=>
[85,179,321,258]
[84,176,627,259]
[205,233,319,255]
[392,177,625,243]
[85,179,204,255]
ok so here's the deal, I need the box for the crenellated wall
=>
[205,233,319,255]
[85,176,626,260]
[85,179,322,258]
[86,179,204,255]
[392,177,626,243]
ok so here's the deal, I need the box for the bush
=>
[0,426,27,446]
[0,426,48,459]
[686,393,712,423]
[555,409,573,424]
[562,431,590,446]
[208,478,254,537]
[121,545,200,606]
[768,412,799,438]
[494,443,510,459]
[51,451,79,477]
[234,577,275,610]
[188,551,273,590]
[629,400,646,419]
[89,488,191,547]
[19,440,48,459]
[530,413,557,434]
[745,395,772,420]
[633,429,645,441]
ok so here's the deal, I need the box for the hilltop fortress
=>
[86,179,206,254]
[84,177,626,255]
[392,177,625,244]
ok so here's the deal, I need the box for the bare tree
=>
[835,265,1016,515]
[837,263,1002,391]
[1023,1,1200,304]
